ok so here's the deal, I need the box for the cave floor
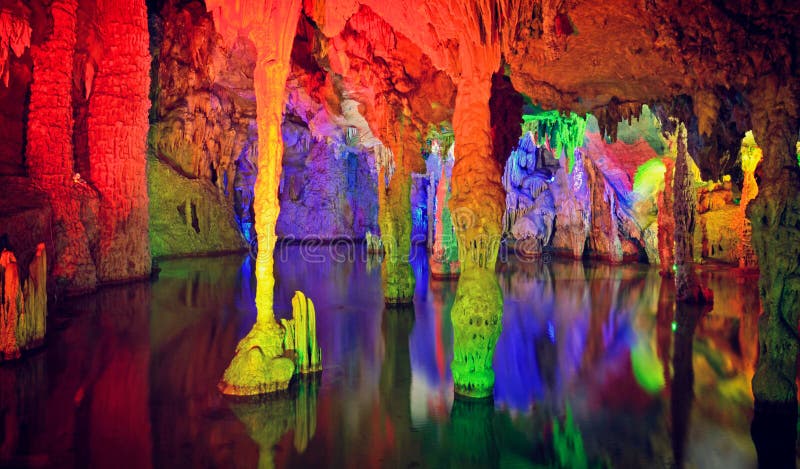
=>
[0,245,771,468]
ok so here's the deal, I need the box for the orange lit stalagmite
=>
[737,132,760,269]
[25,0,97,291]
[87,0,151,282]
[208,0,304,395]
[747,80,800,410]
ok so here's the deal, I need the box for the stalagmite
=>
[447,2,505,400]
[737,132,760,269]
[430,150,460,279]
[209,0,304,395]
[657,158,675,276]
[672,123,710,303]
[1,243,46,360]
[281,291,322,374]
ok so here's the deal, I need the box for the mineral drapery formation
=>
[147,0,247,257]
[87,0,152,282]
[0,244,46,360]
[209,0,304,395]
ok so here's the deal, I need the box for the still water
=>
[1,245,762,468]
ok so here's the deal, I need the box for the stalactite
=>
[451,74,505,271]
[1,243,46,361]
[449,74,504,398]
[87,0,152,282]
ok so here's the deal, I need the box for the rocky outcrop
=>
[0,243,46,360]
[147,156,244,257]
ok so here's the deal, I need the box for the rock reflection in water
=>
[0,248,766,468]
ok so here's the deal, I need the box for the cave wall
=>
[0,0,153,295]
[276,119,378,240]
[147,0,247,257]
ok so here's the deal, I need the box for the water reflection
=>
[0,247,766,468]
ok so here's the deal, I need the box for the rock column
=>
[25,0,96,291]
[87,0,152,282]
[209,0,303,395]
[378,107,418,305]
[449,65,504,398]
[747,80,800,413]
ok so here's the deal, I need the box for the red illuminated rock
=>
[86,0,152,282]
[0,243,46,361]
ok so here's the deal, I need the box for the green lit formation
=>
[281,290,322,374]
[219,290,322,396]
[219,321,295,395]
[450,269,503,399]
[521,109,587,173]
[630,338,666,395]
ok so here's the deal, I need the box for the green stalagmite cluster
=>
[521,109,587,173]
[450,269,503,399]
[220,290,321,396]
[281,290,322,374]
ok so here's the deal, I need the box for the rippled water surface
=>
[1,245,764,468]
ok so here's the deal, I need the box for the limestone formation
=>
[209,0,305,396]
[672,123,710,303]
[281,291,322,374]
[0,243,46,360]
[86,0,152,282]
[747,79,800,408]
[658,158,675,275]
